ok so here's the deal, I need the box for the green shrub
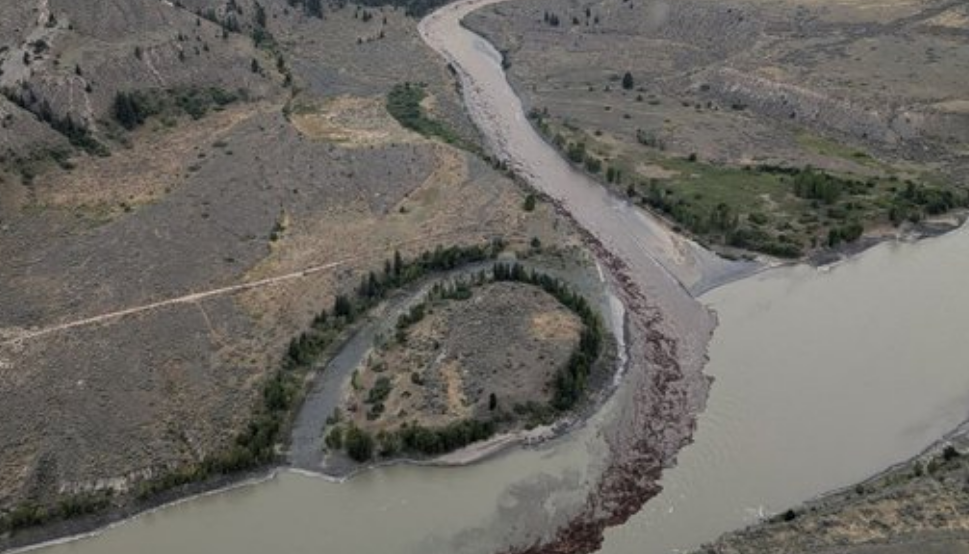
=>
[386,83,467,148]
[344,426,375,462]
[366,376,393,405]
[792,169,842,204]
[112,87,241,130]
[523,193,537,212]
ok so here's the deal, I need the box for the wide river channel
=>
[25,0,969,553]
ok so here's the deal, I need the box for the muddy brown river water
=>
[29,222,969,554]
[19,1,969,553]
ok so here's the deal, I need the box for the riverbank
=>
[13,219,969,554]
[807,210,968,266]
[0,468,277,554]
[461,0,969,265]
[699,426,969,554]
[463,12,969,277]
[419,0,756,294]
[589,219,969,554]
[418,2,758,552]
[1,0,680,540]
[3,5,728,552]
[10,1,969,553]
[289,252,624,478]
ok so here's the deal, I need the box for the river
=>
[20,1,969,553]
[602,227,969,552]
[28,221,969,554]
[420,0,752,296]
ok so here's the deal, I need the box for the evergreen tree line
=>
[1,86,107,155]
[112,87,241,131]
[0,490,113,535]
[330,262,606,462]
[251,1,277,49]
[491,263,600,327]
[287,242,500,372]
[491,263,603,410]
[6,243,530,531]
[396,419,496,455]
[336,418,497,462]
[130,242,502,511]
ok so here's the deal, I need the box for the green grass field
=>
[539,118,967,257]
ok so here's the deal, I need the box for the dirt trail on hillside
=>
[0,227,488,351]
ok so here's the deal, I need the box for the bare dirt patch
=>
[289,95,419,147]
[34,103,262,211]
[342,281,581,433]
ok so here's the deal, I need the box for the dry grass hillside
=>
[466,0,969,258]
[0,0,577,528]
[701,438,969,554]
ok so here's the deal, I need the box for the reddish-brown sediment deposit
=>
[419,2,739,551]
[498,232,715,554]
